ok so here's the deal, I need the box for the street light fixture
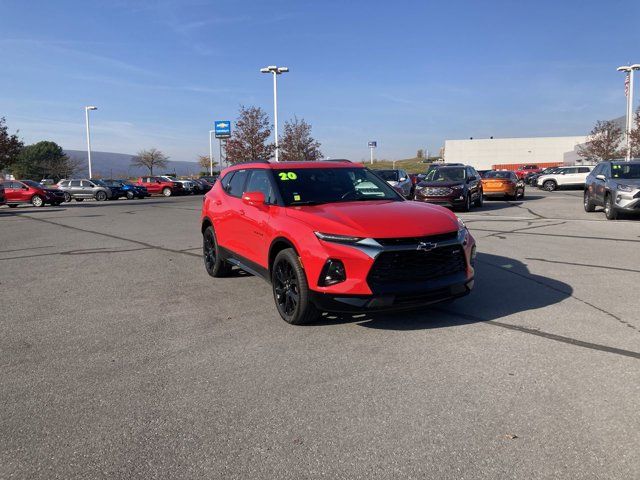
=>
[84,106,98,178]
[617,64,640,161]
[260,65,289,162]
[208,130,215,175]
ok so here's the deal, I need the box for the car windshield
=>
[424,167,466,182]
[22,180,45,188]
[483,171,513,179]
[611,163,640,179]
[375,170,399,181]
[273,167,401,206]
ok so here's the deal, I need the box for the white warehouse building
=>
[443,136,588,170]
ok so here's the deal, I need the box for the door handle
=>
[239,209,245,216]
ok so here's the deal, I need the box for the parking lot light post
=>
[260,65,289,162]
[84,106,97,178]
[617,64,640,161]
[209,130,215,175]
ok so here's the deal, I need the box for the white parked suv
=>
[536,166,594,191]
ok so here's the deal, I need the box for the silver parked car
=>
[57,179,114,202]
[584,160,640,220]
[374,169,413,198]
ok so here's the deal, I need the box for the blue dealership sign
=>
[214,120,231,138]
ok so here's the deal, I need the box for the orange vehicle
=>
[481,170,525,200]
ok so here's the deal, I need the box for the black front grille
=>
[374,231,457,246]
[367,245,467,286]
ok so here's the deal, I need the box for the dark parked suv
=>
[414,165,483,211]
[584,160,640,220]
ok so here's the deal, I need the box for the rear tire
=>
[126,191,135,200]
[604,194,618,220]
[64,192,72,202]
[543,180,557,192]
[162,187,172,197]
[272,248,320,325]
[203,226,231,277]
[583,190,595,212]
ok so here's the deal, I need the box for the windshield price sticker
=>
[278,172,298,181]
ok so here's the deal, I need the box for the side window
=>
[227,170,248,197]
[81,180,93,187]
[466,167,474,178]
[591,164,603,176]
[578,167,591,173]
[70,180,81,187]
[603,164,612,177]
[220,172,235,192]
[245,169,276,204]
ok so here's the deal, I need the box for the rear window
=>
[226,170,248,198]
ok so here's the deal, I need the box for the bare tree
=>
[131,148,169,175]
[416,149,424,159]
[225,106,275,163]
[278,116,322,161]
[577,120,623,162]
[630,106,640,158]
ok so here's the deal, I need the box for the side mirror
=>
[22,185,29,190]
[596,174,606,181]
[467,175,477,182]
[156,180,162,184]
[242,191,266,206]
[399,177,407,182]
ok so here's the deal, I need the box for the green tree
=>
[225,106,275,163]
[0,117,24,171]
[13,141,77,180]
[131,148,169,175]
[279,116,322,161]
[577,120,623,162]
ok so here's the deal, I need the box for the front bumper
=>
[309,275,474,312]
[413,194,466,208]
[613,190,640,211]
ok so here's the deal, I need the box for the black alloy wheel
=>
[203,226,231,277]
[271,248,319,325]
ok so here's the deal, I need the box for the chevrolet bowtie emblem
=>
[416,241,436,252]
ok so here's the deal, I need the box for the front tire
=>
[31,195,44,207]
[583,190,595,212]
[460,193,471,212]
[604,194,618,220]
[543,180,557,192]
[473,192,483,208]
[203,226,231,277]
[95,191,107,201]
[272,248,320,325]
[162,187,172,197]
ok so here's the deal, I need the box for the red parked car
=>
[1,180,65,207]
[135,176,183,196]
[201,161,476,324]
[514,164,542,179]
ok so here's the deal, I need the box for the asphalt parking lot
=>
[1,190,639,479]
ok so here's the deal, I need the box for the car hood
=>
[613,178,640,187]
[284,200,459,238]
[417,180,465,188]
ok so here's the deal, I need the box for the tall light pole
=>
[617,64,640,161]
[84,106,97,178]
[260,65,289,162]
[208,130,215,175]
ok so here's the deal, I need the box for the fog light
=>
[319,259,346,286]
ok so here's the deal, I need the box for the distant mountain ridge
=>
[64,150,201,178]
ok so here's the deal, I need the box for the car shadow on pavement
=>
[310,252,573,330]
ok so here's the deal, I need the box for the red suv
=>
[1,180,65,207]
[135,176,183,196]
[201,161,476,324]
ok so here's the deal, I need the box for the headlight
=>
[617,183,634,192]
[451,185,463,190]
[314,232,364,244]
[457,218,469,245]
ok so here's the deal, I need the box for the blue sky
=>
[1,0,639,162]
